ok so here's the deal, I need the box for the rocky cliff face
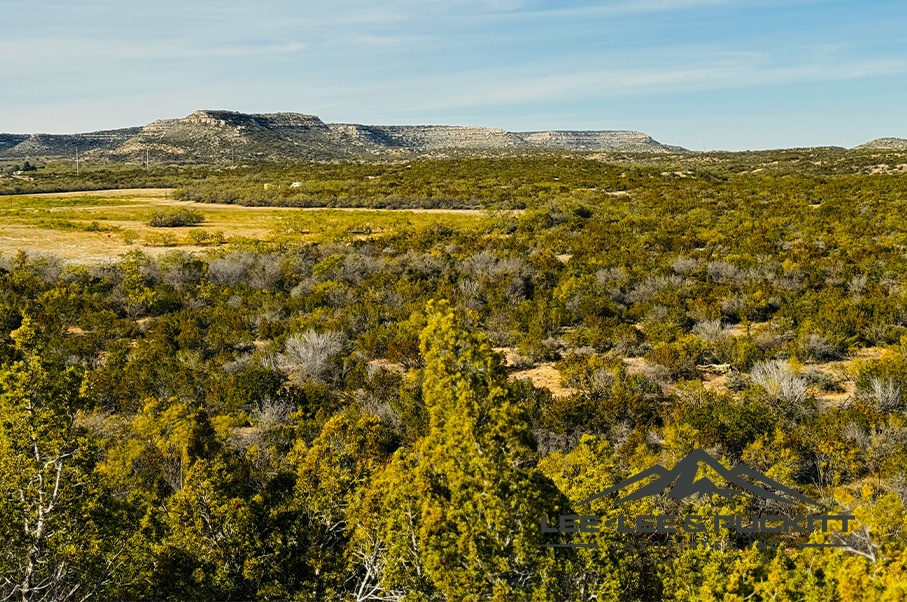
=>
[0,110,688,162]
[355,125,525,150]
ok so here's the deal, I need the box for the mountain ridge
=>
[0,109,687,162]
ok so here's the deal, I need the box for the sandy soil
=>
[493,347,576,398]
[510,364,577,398]
[622,356,648,375]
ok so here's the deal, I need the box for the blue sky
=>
[2,0,905,150]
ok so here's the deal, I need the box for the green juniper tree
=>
[0,317,124,602]
[351,300,569,602]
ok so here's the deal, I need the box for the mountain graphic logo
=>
[575,449,818,506]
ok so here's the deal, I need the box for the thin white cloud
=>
[0,38,309,79]
[485,0,735,20]
[296,53,907,113]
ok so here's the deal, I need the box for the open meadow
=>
[0,187,490,263]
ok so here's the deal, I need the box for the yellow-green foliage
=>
[3,153,907,600]
[352,301,567,601]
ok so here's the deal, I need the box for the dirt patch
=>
[492,347,575,397]
[702,372,728,392]
[814,382,855,409]
[492,347,523,367]
[622,357,648,375]
[725,321,771,338]
[511,364,576,398]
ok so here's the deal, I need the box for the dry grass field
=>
[0,188,491,264]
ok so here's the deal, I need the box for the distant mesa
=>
[855,137,907,151]
[0,128,141,158]
[0,110,687,162]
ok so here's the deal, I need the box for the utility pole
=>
[75,146,80,175]
[145,148,149,169]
